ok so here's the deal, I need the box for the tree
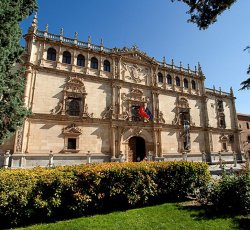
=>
[0,0,37,144]
[173,0,250,90]
[172,0,237,30]
[240,46,250,90]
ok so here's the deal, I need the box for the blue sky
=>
[20,0,250,114]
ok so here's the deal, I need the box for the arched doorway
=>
[128,136,146,162]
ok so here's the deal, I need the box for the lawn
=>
[16,202,249,230]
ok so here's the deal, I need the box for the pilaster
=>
[202,95,212,162]
[230,90,241,156]
[110,125,116,159]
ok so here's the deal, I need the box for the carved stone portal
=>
[121,88,150,121]
[52,76,93,118]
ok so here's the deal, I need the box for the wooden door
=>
[128,137,136,162]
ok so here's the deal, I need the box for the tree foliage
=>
[240,46,250,90]
[0,0,37,144]
[172,0,237,30]
[173,1,250,90]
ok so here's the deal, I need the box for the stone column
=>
[111,125,116,159]
[86,51,90,74]
[117,86,121,117]
[112,57,116,79]
[56,45,61,69]
[24,65,33,107]
[152,91,158,122]
[153,128,158,158]
[158,129,163,157]
[39,42,45,66]
[117,127,122,155]
[61,91,67,115]
[202,96,212,162]
[118,57,122,80]
[230,90,241,157]
[188,78,191,94]
[24,119,31,153]
[99,55,103,77]
[155,91,159,122]
[111,83,116,117]
[72,48,76,70]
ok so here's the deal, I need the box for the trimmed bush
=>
[0,161,210,228]
[199,171,250,214]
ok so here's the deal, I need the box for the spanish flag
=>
[138,105,150,119]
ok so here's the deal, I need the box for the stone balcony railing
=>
[35,30,201,76]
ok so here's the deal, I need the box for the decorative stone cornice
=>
[62,123,82,136]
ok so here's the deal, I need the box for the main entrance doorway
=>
[128,136,146,162]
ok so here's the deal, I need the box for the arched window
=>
[167,74,172,85]
[247,122,249,129]
[91,57,98,69]
[68,99,80,116]
[184,78,188,88]
[47,48,56,61]
[158,72,163,83]
[62,51,71,64]
[77,54,85,67]
[175,76,180,87]
[104,60,110,72]
[191,80,196,90]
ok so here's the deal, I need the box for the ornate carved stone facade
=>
[0,15,242,167]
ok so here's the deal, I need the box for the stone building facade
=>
[237,113,250,154]
[0,16,242,167]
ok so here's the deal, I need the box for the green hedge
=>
[199,170,250,214]
[0,161,210,228]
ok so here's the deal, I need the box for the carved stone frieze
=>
[15,127,23,152]
[121,88,149,103]
[64,76,86,94]
[121,62,149,83]
[179,97,189,109]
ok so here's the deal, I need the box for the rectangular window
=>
[222,142,227,151]
[68,138,76,149]
[179,112,189,125]
[217,100,224,111]
[219,116,226,128]
[68,98,81,116]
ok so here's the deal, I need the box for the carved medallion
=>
[121,62,148,83]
